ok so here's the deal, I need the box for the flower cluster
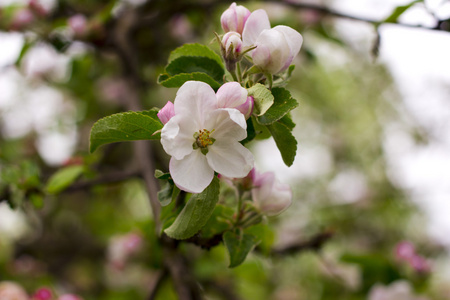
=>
[0,282,84,300]
[220,2,303,75]
[395,241,431,274]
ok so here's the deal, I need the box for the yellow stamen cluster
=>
[193,129,216,154]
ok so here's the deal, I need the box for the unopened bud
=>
[68,14,88,37]
[220,2,251,35]
[236,96,254,119]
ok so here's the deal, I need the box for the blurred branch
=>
[272,0,445,32]
[63,170,140,192]
[272,230,335,256]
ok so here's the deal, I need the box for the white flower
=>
[242,9,303,74]
[220,2,251,35]
[161,81,254,193]
[368,280,429,300]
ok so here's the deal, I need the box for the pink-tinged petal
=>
[253,28,291,74]
[206,140,254,178]
[242,9,271,47]
[205,108,247,141]
[173,81,217,127]
[170,151,214,193]
[216,82,248,109]
[157,101,175,124]
[160,115,196,160]
[221,3,251,34]
[222,32,243,54]
[273,25,303,72]
[235,96,254,119]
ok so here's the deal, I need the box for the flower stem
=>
[237,62,242,83]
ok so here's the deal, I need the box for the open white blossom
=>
[161,81,254,193]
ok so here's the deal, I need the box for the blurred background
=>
[0,0,450,299]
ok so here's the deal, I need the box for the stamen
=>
[193,129,216,150]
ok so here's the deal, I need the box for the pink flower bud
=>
[222,31,243,55]
[68,14,88,37]
[251,170,292,216]
[395,241,415,261]
[33,287,53,300]
[409,255,431,273]
[220,2,251,35]
[0,282,29,300]
[216,82,251,118]
[236,96,253,119]
[11,9,34,30]
[157,101,175,124]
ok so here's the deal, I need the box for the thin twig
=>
[63,170,140,193]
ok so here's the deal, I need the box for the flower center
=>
[193,129,215,154]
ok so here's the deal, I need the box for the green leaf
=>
[279,113,296,131]
[252,116,271,140]
[384,0,422,23]
[166,56,224,82]
[158,72,221,90]
[154,169,171,180]
[223,229,260,268]
[247,83,274,116]
[267,121,297,167]
[257,87,298,125]
[244,224,275,256]
[168,43,223,68]
[89,110,163,153]
[157,181,180,207]
[46,165,84,194]
[164,177,220,240]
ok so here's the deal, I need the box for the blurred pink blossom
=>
[0,281,29,300]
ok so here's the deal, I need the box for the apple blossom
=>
[59,295,83,300]
[251,169,292,216]
[33,287,53,300]
[242,9,303,74]
[68,14,88,37]
[220,2,251,35]
[160,81,254,193]
[157,101,175,124]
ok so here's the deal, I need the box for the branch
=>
[271,230,335,256]
[273,0,444,32]
[63,170,140,192]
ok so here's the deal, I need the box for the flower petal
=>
[173,81,217,127]
[161,115,196,160]
[253,28,291,74]
[273,25,303,72]
[253,180,292,216]
[170,150,214,193]
[216,82,248,109]
[242,9,270,47]
[206,140,254,178]
[205,108,247,141]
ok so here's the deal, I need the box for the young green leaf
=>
[257,87,299,125]
[223,229,260,268]
[384,0,422,23]
[247,83,274,116]
[166,56,225,82]
[164,177,220,240]
[200,204,234,239]
[267,121,297,167]
[168,43,224,68]
[158,72,222,90]
[240,118,256,145]
[89,110,162,153]
[46,165,84,194]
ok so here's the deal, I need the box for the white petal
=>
[216,82,248,109]
[253,28,291,74]
[170,150,214,193]
[206,140,253,178]
[173,81,217,126]
[161,115,195,160]
[242,9,270,47]
[205,108,247,141]
[273,25,303,72]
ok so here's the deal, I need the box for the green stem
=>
[234,188,243,226]
[265,73,273,89]
[237,62,242,83]
[231,69,239,82]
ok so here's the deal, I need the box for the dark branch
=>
[63,170,140,193]
[271,230,335,256]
